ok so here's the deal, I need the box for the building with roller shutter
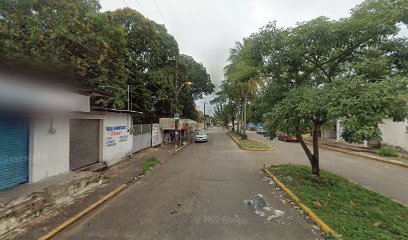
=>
[0,72,141,191]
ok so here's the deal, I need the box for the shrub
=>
[376,146,398,157]
[142,157,161,174]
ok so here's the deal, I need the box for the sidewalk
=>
[303,136,408,167]
[1,145,176,240]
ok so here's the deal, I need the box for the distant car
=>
[195,131,208,143]
[277,133,298,142]
[256,128,267,135]
[216,124,220,127]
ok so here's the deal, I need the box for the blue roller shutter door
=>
[0,117,29,190]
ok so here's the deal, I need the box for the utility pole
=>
[203,101,206,130]
[174,58,179,147]
[175,58,178,114]
[127,85,130,111]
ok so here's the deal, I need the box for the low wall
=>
[379,119,408,151]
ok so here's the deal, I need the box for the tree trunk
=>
[242,94,248,139]
[311,124,320,176]
[240,99,244,136]
[311,155,320,176]
[297,124,321,176]
[231,115,235,131]
[236,111,240,134]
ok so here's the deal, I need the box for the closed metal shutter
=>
[69,119,100,171]
[0,116,29,190]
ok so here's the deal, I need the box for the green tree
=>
[0,2,214,122]
[176,54,214,120]
[224,39,263,138]
[250,0,408,175]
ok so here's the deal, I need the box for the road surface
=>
[55,128,319,239]
[248,131,408,204]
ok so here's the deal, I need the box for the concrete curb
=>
[227,132,273,151]
[38,184,128,240]
[173,140,193,153]
[263,166,341,239]
[305,141,408,169]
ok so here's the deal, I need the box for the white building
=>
[0,73,143,190]
[379,118,408,151]
[333,119,408,151]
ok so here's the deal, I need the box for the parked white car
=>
[195,131,208,143]
[256,127,267,135]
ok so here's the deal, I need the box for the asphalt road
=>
[247,131,408,204]
[55,128,319,240]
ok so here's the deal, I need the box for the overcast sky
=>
[100,0,364,113]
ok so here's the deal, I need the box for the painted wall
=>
[29,111,133,183]
[101,112,133,166]
[379,119,408,151]
[30,115,70,182]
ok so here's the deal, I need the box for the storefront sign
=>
[105,125,128,147]
[159,118,175,130]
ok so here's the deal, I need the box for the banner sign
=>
[159,118,175,130]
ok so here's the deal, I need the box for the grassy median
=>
[227,131,271,151]
[266,164,408,240]
[142,157,161,174]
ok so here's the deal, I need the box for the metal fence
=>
[132,124,152,152]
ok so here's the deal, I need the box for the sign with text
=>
[105,125,128,147]
[159,118,175,130]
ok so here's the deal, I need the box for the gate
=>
[132,124,152,152]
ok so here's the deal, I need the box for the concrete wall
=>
[379,119,408,151]
[321,128,336,139]
[336,119,408,151]
[29,111,133,183]
[30,115,70,182]
[101,112,133,166]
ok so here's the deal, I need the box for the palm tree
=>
[224,40,262,139]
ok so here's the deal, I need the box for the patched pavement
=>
[55,128,321,239]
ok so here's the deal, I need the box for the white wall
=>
[101,112,133,166]
[322,128,336,139]
[379,119,408,151]
[30,115,70,182]
[29,111,133,183]
[336,121,343,142]
[68,111,133,166]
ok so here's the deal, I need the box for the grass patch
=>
[142,156,161,174]
[227,131,271,150]
[266,164,408,240]
[377,146,399,157]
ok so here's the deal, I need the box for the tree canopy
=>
[215,0,408,175]
[0,0,214,122]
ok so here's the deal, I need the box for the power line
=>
[152,0,168,27]
[130,0,146,15]
[121,0,130,8]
